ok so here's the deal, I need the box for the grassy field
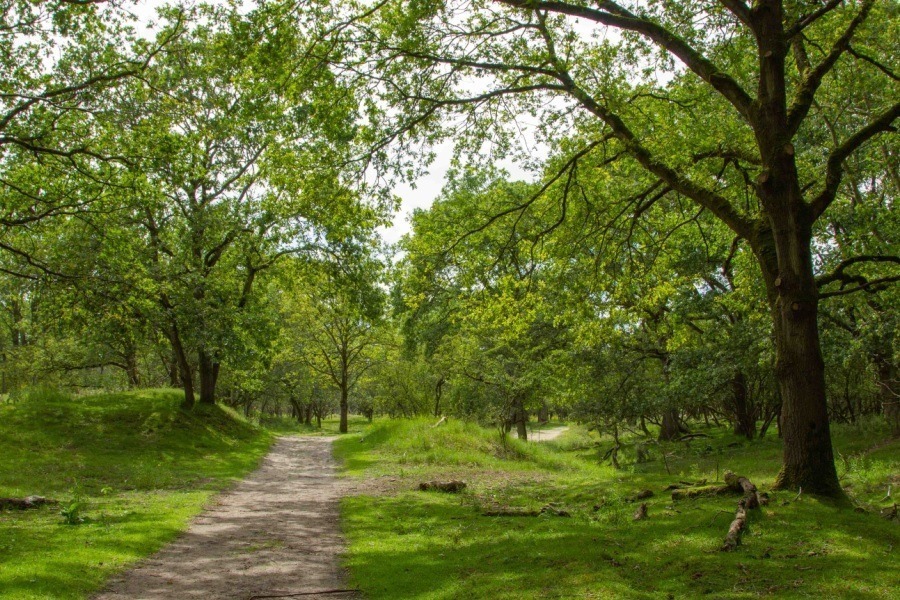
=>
[334,418,900,599]
[0,388,273,600]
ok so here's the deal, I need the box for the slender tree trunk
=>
[730,372,756,439]
[538,402,549,424]
[513,396,527,441]
[167,325,194,409]
[339,383,349,433]
[434,376,445,417]
[874,353,900,436]
[123,339,140,388]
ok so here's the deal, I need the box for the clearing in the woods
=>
[1,392,898,599]
[335,418,899,599]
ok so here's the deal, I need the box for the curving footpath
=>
[94,436,358,600]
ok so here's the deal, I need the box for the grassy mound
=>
[0,389,273,599]
[335,417,899,599]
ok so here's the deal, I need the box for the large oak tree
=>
[344,0,899,495]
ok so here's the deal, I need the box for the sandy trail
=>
[94,436,358,600]
[529,426,569,442]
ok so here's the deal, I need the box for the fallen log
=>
[633,503,648,521]
[671,485,732,501]
[0,496,57,510]
[482,503,570,518]
[418,480,466,493]
[722,499,748,551]
[482,508,541,517]
[720,472,761,551]
[724,471,760,509]
[664,478,708,491]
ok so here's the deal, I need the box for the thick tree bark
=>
[753,212,842,496]
[744,0,845,498]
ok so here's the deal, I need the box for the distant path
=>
[95,437,358,600]
[530,426,569,442]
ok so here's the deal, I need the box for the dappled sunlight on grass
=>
[337,417,899,599]
[0,388,273,599]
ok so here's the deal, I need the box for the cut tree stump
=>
[418,480,466,493]
[0,496,57,510]
[633,503,648,521]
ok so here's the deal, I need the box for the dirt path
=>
[530,426,569,442]
[95,436,358,600]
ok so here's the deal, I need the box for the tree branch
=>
[808,101,900,221]
[786,0,874,137]
[495,0,756,122]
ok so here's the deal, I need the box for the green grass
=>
[335,417,900,599]
[0,388,273,600]
[257,413,372,436]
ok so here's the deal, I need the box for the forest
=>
[0,1,897,599]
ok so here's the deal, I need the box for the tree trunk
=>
[198,349,218,405]
[538,402,549,424]
[753,216,842,496]
[873,352,900,436]
[339,384,349,433]
[658,409,685,441]
[167,325,194,409]
[730,372,756,439]
[434,376,445,417]
[512,396,527,441]
[124,340,140,389]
